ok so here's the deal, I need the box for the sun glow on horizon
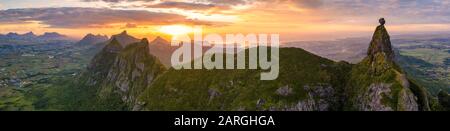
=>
[158,25,195,36]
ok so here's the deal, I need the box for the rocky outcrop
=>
[270,84,336,111]
[80,37,166,110]
[357,83,393,111]
[110,30,140,48]
[367,18,395,63]
[84,38,123,86]
[77,33,108,46]
[98,38,166,107]
[275,85,293,96]
[347,18,422,111]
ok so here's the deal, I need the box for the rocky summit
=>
[77,33,109,46]
[78,37,166,110]
[345,18,433,111]
[367,18,395,63]
[109,30,140,48]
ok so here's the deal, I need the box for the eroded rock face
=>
[91,39,166,109]
[208,88,221,102]
[398,88,419,111]
[367,22,394,62]
[357,83,393,111]
[347,18,421,111]
[270,84,336,111]
[84,38,123,86]
[276,85,293,96]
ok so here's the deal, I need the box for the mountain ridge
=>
[77,33,109,46]
[77,37,166,110]
[56,19,447,111]
[109,30,140,48]
[0,31,70,41]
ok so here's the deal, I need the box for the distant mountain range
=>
[0,32,70,41]
[76,33,109,46]
[76,30,200,68]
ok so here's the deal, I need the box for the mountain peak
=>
[110,31,140,48]
[38,32,70,40]
[141,38,149,44]
[41,32,66,38]
[367,18,394,62]
[6,32,19,37]
[82,35,166,109]
[86,33,95,37]
[121,30,128,35]
[77,33,109,45]
[103,37,123,53]
[151,36,169,45]
[24,31,36,37]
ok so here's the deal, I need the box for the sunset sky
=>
[1,0,450,41]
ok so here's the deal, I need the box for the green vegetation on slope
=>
[139,48,352,111]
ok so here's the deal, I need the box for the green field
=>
[400,48,450,65]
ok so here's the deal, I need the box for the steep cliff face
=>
[345,22,426,111]
[98,39,166,109]
[109,31,140,48]
[78,38,166,110]
[367,25,395,62]
[84,38,123,87]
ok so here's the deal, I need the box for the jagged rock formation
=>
[39,32,67,40]
[85,38,123,86]
[79,37,166,110]
[22,32,37,38]
[345,18,427,111]
[77,34,108,46]
[109,30,140,48]
[367,18,395,63]
[272,84,337,111]
[98,38,166,108]
[0,31,70,41]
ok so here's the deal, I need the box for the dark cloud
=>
[0,7,216,28]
